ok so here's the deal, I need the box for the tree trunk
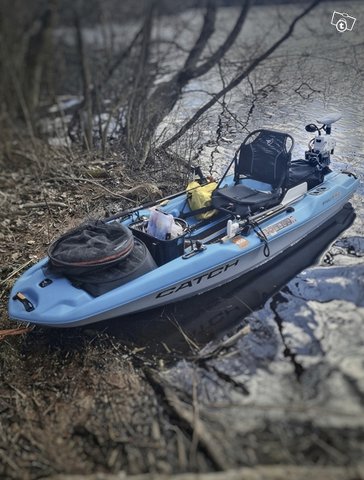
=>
[23,2,56,123]
[75,14,93,151]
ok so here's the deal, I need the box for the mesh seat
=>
[212,129,294,216]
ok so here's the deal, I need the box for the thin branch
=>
[0,260,34,286]
[182,2,217,73]
[20,201,68,209]
[185,0,251,81]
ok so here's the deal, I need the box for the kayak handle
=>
[12,292,34,312]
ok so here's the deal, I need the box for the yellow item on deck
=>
[186,181,218,220]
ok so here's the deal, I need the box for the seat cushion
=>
[213,184,276,206]
[212,183,280,216]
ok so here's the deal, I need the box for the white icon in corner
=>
[331,11,356,32]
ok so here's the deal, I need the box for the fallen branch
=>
[20,201,68,209]
[48,175,139,202]
[145,368,229,471]
[196,325,251,361]
[167,315,200,352]
[0,326,34,341]
[49,175,162,202]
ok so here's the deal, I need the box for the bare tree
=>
[125,4,155,164]
[103,0,321,165]
[66,0,251,165]
[159,0,321,151]
[131,0,252,166]
[0,0,323,169]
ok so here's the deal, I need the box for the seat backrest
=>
[235,129,294,189]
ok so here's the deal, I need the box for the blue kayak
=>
[8,125,359,327]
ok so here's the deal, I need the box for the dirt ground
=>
[0,146,190,479]
[1,145,364,480]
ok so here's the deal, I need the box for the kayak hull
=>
[8,171,359,327]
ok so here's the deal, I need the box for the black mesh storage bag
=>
[48,220,134,274]
[67,237,157,297]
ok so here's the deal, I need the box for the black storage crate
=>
[129,218,187,266]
